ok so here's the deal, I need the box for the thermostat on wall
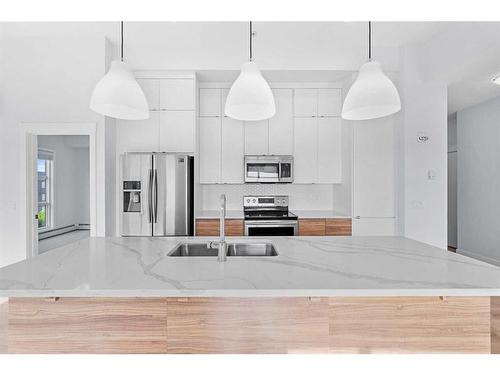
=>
[417,132,429,143]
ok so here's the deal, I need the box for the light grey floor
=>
[38,230,90,254]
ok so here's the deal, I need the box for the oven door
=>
[244,220,298,236]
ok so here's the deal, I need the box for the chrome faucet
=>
[207,194,227,262]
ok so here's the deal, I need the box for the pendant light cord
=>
[249,21,253,61]
[368,21,372,61]
[120,21,124,61]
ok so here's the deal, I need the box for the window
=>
[37,149,54,230]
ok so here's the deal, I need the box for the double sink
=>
[168,242,278,257]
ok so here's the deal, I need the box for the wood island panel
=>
[0,298,7,354]
[166,297,329,354]
[8,298,168,354]
[4,296,497,354]
[492,297,500,354]
[195,219,244,236]
[325,218,352,236]
[329,297,491,354]
[298,219,326,236]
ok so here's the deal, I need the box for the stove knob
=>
[246,198,250,203]
[252,198,256,203]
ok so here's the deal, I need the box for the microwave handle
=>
[278,162,282,180]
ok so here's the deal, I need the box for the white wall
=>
[0,32,109,267]
[37,135,90,228]
[400,45,448,249]
[457,96,500,264]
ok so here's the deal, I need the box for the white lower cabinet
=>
[199,117,221,183]
[352,218,396,236]
[221,116,244,183]
[159,111,195,153]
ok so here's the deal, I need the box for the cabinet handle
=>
[355,216,361,219]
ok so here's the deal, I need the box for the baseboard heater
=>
[39,224,90,240]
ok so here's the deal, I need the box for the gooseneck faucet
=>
[207,194,227,262]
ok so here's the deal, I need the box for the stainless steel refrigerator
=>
[121,153,194,236]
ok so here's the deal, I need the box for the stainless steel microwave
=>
[244,155,293,183]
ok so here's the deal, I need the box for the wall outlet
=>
[427,169,437,180]
[417,132,429,143]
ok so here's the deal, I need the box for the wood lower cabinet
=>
[299,218,352,236]
[298,219,326,236]
[195,219,244,236]
[5,297,498,354]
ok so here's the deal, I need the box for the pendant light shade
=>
[90,61,149,120]
[225,61,275,121]
[341,61,401,120]
[90,22,149,120]
[342,22,401,121]
[225,21,275,121]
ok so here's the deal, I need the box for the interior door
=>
[154,154,190,236]
[29,134,39,256]
[121,153,153,236]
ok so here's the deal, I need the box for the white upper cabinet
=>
[199,117,221,184]
[159,111,195,153]
[199,88,221,117]
[294,89,317,117]
[137,79,160,111]
[245,120,269,155]
[293,118,317,183]
[221,116,244,183]
[353,117,395,218]
[117,112,160,154]
[318,89,342,117]
[160,79,195,110]
[268,89,293,155]
[317,117,342,183]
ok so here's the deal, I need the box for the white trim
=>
[19,122,97,258]
[198,81,344,89]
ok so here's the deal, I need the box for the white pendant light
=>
[342,22,401,121]
[90,22,149,120]
[225,21,275,121]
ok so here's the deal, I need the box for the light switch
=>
[427,169,437,180]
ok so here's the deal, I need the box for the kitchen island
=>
[0,236,499,353]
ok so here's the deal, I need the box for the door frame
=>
[20,122,97,258]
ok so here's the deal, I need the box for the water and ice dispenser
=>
[123,181,141,213]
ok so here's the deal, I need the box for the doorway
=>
[36,135,90,254]
[20,123,97,258]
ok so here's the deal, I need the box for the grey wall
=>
[457,96,500,264]
[448,113,457,248]
[37,135,90,229]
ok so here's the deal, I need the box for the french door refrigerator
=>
[121,153,194,236]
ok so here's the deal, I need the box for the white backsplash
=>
[199,184,335,211]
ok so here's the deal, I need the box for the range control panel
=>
[243,195,289,208]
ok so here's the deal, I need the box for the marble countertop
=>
[1,236,500,297]
[196,210,244,219]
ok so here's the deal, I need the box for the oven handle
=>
[244,220,298,226]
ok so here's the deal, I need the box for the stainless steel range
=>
[243,195,298,236]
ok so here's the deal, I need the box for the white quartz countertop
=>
[1,236,500,297]
[196,210,244,219]
[195,210,350,219]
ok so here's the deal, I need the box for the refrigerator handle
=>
[154,169,158,223]
[148,169,153,223]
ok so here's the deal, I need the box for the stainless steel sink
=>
[168,242,278,257]
[227,243,278,257]
[168,243,219,257]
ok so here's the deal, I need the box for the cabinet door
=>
[245,120,269,155]
[293,118,317,183]
[221,116,244,183]
[199,117,221,183]
[199,88,221,117]
[137,79,160,111]
[353,118,395,217]
[269,89,293,155]
[318,89,342,117]
[160,79,195,110]
[298,219,326,236]
[294,89,317,117]
[117,113,160,153]
[317,117,342,183]
[352,218,396,236]
[159,111,195,153]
